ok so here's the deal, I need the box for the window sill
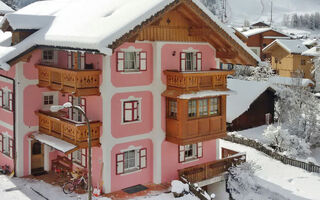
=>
[1,107,12,113]
[120,71,142,75]
[1,152,12,159]
[120,168,142,176]
[121,119,142,125]
[182,158,199,165]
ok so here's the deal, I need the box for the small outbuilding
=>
[227,79,276,131]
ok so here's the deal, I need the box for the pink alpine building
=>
[0,0,259,195]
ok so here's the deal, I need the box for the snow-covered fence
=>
[224,135,320,173]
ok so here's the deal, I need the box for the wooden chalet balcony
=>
[164,70,234,92]
[35,110,101,148]
[36,64,101,96]
[178,149,246,183]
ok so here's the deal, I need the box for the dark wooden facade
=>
[228,89,275,131]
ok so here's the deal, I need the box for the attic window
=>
[42,50,55,64]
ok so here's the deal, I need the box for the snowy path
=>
[220,139,320,200]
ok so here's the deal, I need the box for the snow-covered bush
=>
[263,125,311,157]
[275,84,320,147]
[227,161,261,199]
[171,180,189,197]
[233,61,275,81]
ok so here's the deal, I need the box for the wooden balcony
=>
[164,70,233,92]
[178,150,246,183]
[36,64,101,96]
[35,110,101,148]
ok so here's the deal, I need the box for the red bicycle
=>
[62,170,88,194]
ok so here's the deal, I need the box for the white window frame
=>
[121,96,142,124]
[1,87,12,111]
[179,142,202,163]
[249,47,261,58]
[72,149,82,164]
[184,144,198,161]
[116,145,147,175]
[1,132,12,158]
[42,91,58,110]
[117,46,146,73]
[181,47,201,72]
[42,49,57,65]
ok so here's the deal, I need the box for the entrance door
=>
[31,140,44,174]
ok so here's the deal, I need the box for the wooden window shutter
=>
[124,102,132,122]
[133,101,139,121]
[81,148,87,168]
[197,142,203,158]
[139,51,147,71]
[116,153,124,175]
[9,92,13,111]
[179,145,185,163]
[116,51,125,72]
[0,89,3,107]
[180,52,186,71]
[68,95,73,120]
[80,98,86,113]
[68,52,72,69]
[9,138,13,158]
[139,148,147,169]
[80,53,85,70]
[0,133,3,153]
[196,52,202,71]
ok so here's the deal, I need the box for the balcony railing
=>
[178,150,246,183]
[164,70,233,92]
[35,110,101,148]
[36,64,101,96]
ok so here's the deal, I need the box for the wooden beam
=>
[216,50,238,59]
[189,27,211,36]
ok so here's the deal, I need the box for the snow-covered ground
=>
[230,125,320,165]
[0,175,199,200]
[221,139,320,200]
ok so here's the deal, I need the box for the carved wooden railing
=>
[178,151,246,183]
[36,64,101,96]
[164,70,233,91]
[36,110,101,148]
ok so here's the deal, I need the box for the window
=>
[198,99,208,117]
[188,100,197,118]
[179,142,202,163]
[68,96,86,122]
[301,59,306,65]
[209,98,219,115]
[180,51,202,71]
[42,50,56,64]
[116,148,147,175]
[0,89,13,111]
[123,100,140,123]
[188,97,221,119]
[0,133,13,158]
[168,99,177,119]
[43,95,54,105]
[69,148,87,167]
[116,51,147,72]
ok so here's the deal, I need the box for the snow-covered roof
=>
[268,76,314,87]
[0,0,260,70]
[0,30,11,46]
[227,79,273,123]
[302,46,320,57]
[242,27,289,38]
[0,1,13,14]
[263,39,309,54]
[302,39,318,46]
[31,132,77,153]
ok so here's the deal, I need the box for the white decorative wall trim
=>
[182,47,200,53]
[120,46,142,52]
[120,145,142,153]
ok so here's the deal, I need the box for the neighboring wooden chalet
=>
[241,28,290,60]
[251,21,270,28]
[227,79,275,131]
[263,39,313,79]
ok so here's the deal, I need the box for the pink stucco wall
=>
[111,139,153,192]
[161,43,217,83]
[161,140,217,183]
[111,43,153,87]
[111,91,153,138]
[0,65,16,79]
[24,49,41,80]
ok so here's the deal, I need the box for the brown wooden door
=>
[31,140,44,170]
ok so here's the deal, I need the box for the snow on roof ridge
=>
[263,39,308,54]
[227,79,273,123]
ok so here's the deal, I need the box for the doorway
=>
[31,140,45,175]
